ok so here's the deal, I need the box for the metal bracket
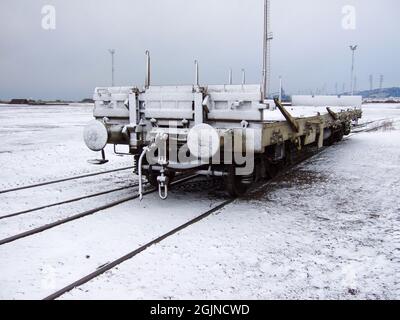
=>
[157,167,168,200]
[274,98,300,133]
[326,107,338,120]
[113,144,131,156]
[138,143,157,200]
[271,130,284,145]
[87,149,109,165]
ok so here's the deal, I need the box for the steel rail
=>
[348,119,398,137]
[43,146,328,300]
[0,175,198,247]
[43,198,235,300]
[0,183,139,221]
[0,166,135,195]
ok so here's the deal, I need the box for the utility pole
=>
[354,77,357,93]
[261,0,268,101]
[369,74,373,91]
[145,50,151,88]
[108,49,116,86]
[379,75,384,93]
[279,76,282,102]
[262,0,273,101]
[335,82,338,96]
[195,60,199,86]
[349,45,358,95]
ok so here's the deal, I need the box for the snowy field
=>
[0,103,399,300]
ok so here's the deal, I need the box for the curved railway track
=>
[0,166,135,195]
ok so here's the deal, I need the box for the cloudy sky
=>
[0,0,399,100]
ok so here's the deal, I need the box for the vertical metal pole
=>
[350,45,357,95]
[241,69,246,85]
[369,74,373,91]
[112,53,114,86]
[228,68,233,85]
[145,50,151,88]
[354,77,357,93]
[351,50,354,95]
[261,0,268,101]
[279,76,282,102]
[109,49,115,87]
[194,60,199,86]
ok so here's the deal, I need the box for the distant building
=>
[81,98,94,103]
[10,99,30,104]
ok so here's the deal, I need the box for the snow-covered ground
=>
[0,103,399,300]
[0,104,133,190]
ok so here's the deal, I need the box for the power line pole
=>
[379,75,384,93]
[108,49,116,86]
[354,76,357,93]
[369,74,373,91]
[262,0,273,101]
[261,0,269,101]
[349,45,358,95]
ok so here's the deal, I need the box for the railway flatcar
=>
[83,59,362,199]
[83,1,362,199]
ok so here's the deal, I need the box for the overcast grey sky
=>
[0,0,399,100]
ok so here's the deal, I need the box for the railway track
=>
[43,146,326,300]
[0,121,389,246]
[353,118,389,128]
[0,174,197,247]
[0,166,135,195]
[0,182,139,220]
[3,122,395,299]
[349,118,398,137]
[43,197,234,300]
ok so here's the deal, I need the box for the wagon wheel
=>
[343,122,351,136]
[284,143,297,166]
[335,128,344,142]
[224,164,254,197]
[265,161,281,179]
[323,128,336,147]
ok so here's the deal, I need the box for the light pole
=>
[349,45,357,95]
[108,49,115,86]
[261,0,269,102]
[369,74,373,91]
